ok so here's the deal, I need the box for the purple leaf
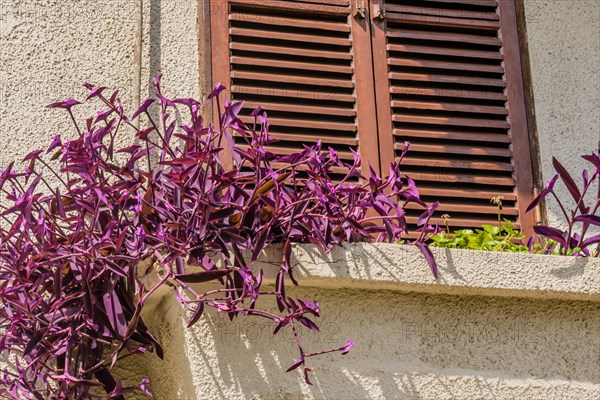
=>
[153,74,163,92]
[298,317,320,332]
[175,256,185,275]
[174,98,201,108]
[207,83,226,101]
[46,98,80,109]
[139,378,153,397]
[22,149,43,162]
[273,318,289,335]
[304,368,313,385]
[553,157,585,213]
[156,92,175,108]
[187,302,205,328]
[132,98,155,120]
[285,358,304,373]
[251,230,268,262]
[581,235,600,248]
[527,174,559,213]
[85,85,108,100]
[573,214,600,226]
[533,225,568,247]
[341,340,355,355]
[46,135,62,154]
[103,288,127,338]
[415,242,439,280]
[276,271,286,312]
[582,153,600,169]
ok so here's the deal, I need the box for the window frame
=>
[203,0,542,235]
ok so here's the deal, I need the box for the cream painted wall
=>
[118,286,600,400]
[0,0,201,180]
[114,244,600,399]
[524,0,600,229]
[1,1,599,399]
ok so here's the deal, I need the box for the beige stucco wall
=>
[119,287,600,400]
[115,244,600,399]
[1,1,600,399]
[0,0,202,174]
[523,0,600,230]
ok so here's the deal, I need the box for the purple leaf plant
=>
[0,76,439,398]
[527,141,600,256]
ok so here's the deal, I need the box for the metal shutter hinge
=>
[372,3,385,21]
[354,1,366,19]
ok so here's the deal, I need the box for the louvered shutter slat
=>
[389,72,505,87]
[267,133,358,146]
[416,0,498,6]
[395,129,511,144]
[385,12,501,30]
[387,43,503,59]
[242,101,357,117]
[388,28,502,46]
[373,0,536,235]
[231,71,355,88]
[385,4,499,21]
[229,43,353,60]
[231,86,356,103]
[390,86,507,101]
[388,58,504,74]
[401,157,513,172]
[238,116,356,132]
[393,101,508,115]
[230,56,354,74]
[403,143,511,157]
[270,162,351,176]
[228,0,350,14]
[393,115,509,130]
[284,0,350,5]
[405,216,515,229]
[417,186,517,201]
[228,13,350,32]
[229,28,353,46]
[238,144,355,160]
[403,202,518,216]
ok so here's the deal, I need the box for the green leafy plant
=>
[431,196,528,253]
[431,221,528,253]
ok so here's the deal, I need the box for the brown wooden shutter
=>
[210,0,380,178]
[371,0,536,236]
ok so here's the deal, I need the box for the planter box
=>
[280,243,600,302]
[119,244,600,400]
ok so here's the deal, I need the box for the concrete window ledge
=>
[118,244,600,400]
[270,243,600,302]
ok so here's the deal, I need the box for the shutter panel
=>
[211,0,380,178]
[372,0,536,236]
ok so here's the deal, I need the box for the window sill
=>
[253,243,600,302]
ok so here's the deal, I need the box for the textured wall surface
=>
[0,0,200,177]
[116,244,600,400]
[524,0,600,229]
[1,1,600,399]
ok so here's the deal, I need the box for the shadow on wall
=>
[148,0,161,98]
[116,284,600,399]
